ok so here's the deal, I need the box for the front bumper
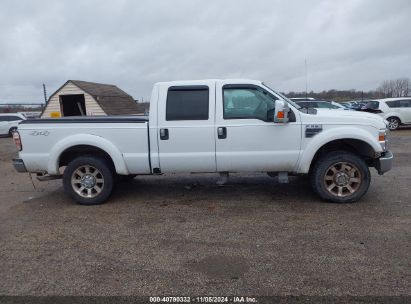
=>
[13,158,27,173]
[375,150,393,175]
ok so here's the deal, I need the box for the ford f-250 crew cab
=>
[12,79,393,205]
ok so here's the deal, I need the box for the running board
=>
[36,174,62,181]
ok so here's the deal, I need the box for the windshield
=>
[262,83,301,109]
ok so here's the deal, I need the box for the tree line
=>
[286,77,410,101]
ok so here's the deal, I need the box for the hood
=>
[300,109,387,129]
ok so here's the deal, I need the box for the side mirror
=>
[274,100,290,123]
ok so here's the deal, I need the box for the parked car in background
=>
[0,113,26,136]
[19,111,42,119]
[362,97,411,130]
[330,101,352,110]
[341,101,367,111]
[294,100,346,110]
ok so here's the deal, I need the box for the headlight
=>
[379,129,388,151]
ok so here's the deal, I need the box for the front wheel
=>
[387,117,400,130]
[63,156,114,205]
[310,151,370,203]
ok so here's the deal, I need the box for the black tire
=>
[310,151,370,203]
[8,127,17,137]
[387,116,400,130]
[63,156,114,205]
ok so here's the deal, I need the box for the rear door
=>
[215,82,302,172]
[157,82,216,173]
[399,100,411,123]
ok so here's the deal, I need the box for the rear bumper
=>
[375,150,393,175]
[13,158,27,173]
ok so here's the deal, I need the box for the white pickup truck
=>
[12,79,393,205]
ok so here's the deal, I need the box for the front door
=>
[157,82,216,173]
[215,82,302,172]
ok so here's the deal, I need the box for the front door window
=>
[223,87,277,122]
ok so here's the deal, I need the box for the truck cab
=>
[149,79,301,174]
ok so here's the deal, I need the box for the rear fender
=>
[47,134,129,175]
[383,112,404,122]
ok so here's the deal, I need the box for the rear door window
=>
[166,86,209,121]
[386,100,400,108]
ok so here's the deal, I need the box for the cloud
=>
[0,0,410,103]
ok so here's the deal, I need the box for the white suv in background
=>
[364,97,411,130]
[0,113,26,137]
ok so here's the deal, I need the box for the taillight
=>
[13,132,22,151]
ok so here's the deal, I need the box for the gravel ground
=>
[0,129,410,297]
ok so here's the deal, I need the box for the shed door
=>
[60,94,86,116]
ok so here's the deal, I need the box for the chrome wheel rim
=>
[388,118,399,130]
[323,162,362,197]
[71,165,104,198]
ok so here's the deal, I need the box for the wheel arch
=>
[384,114,402,124]
[296,128,381,174]
[307,138,376,173]
[58,145,116,172]
[47,134,129,175]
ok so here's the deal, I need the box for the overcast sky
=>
[1,0,410,103]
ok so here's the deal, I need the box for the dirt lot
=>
[0,129,410,297]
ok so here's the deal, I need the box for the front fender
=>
[296,126,381,173]
[47,134,129,175]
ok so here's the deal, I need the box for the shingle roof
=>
[70,80,140,115]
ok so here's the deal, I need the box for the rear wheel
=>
[63,156,114,205]
[387,117,400,130]
[310,151,370,203]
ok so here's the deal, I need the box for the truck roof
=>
[154,79,263,86]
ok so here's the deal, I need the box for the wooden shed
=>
[41,80,140,118]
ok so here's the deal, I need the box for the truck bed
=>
[17,115,151,175]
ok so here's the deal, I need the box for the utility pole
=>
[42,84,47,104]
